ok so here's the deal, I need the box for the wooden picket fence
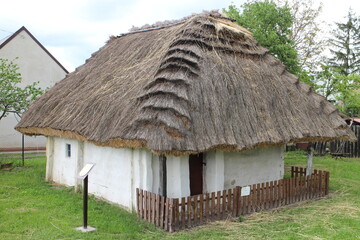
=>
[136,167,329,232]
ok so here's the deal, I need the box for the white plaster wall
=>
[166,155,190,198]
[52,138,78,187]
[47,138,159,210]
[0,29,67,148]
[151,154,160,194]
[223,145,284,189]
[204,150,224,193]
[130,148,155,209]
[84,143,133,209]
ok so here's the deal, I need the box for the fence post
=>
[164,198,169,231]
[156,194,160,227]
[187,196,191,227]
[160,196,165,229]
[169,198,174,233]
[216,191,221,219]
[136,188,139,215]
[181,197,185,229]
[151,193,156,224]
[325,171,330,195]
[236,186,241,216]
[194,195,198,225]
[139,189,143,218]
[199,194,204,225]
[175,198,179,231]
[320,171,324,196]
[233,187,238,217]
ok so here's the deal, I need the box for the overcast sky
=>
[1,0,359,72]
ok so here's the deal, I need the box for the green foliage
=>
[0,58,43,120]
[335,74,360,116]
[271,0,326,71]
[224,1,301,75]
[312,65,343,100]
[316,9,360,116]
[312,65,360,116]
[329,9,360,75]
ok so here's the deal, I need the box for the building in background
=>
[0,26,68,151]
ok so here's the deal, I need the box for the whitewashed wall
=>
[223,145,284,189]
[84,143,134,208]
[203,146,284,193]
[51,138,79,187]
[0,28,67,148]
[166,155,190,198]
[47,137,160,210]
[46,137,284,211]
[204,150,224,193]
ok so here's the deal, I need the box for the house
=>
[16,13,356,210]
[0,26,68,151]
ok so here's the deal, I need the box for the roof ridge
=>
[116,11,237,38]
[0,26,68,74]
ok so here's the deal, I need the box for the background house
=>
[16,13,355,210]
[0,26,68,151]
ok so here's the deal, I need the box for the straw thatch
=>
[16,12,356,156]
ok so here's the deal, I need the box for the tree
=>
[276,0,326,70]
[224,1,301,75]
[0,58,43,120]
[312,65,341,100]
[334,74,360,116]
[312,65,360,116]
[328,9,360,76]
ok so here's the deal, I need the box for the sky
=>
[0,0,359,72]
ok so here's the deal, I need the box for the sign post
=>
[76,163,96,232]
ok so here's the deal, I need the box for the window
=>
[66,144,71,157]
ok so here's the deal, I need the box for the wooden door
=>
[189,153,203,195]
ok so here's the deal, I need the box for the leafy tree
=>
[315,65,344,100]
[224,1,301,75]
[0,58,43,120]
[276,0,326,70]
[328,9,360,75]
[335,74,360,116]
[312,65,360,116]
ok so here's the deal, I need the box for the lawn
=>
[0,151,360,240]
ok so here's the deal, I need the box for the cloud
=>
[1,0,239,71]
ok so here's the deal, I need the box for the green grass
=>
[0,158,165,240]
[1,151,360,239]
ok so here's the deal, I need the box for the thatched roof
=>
[16,12,356,156]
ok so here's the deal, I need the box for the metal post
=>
[83,175,88,229]
[76,163,96,232]
[22,134,24,166]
